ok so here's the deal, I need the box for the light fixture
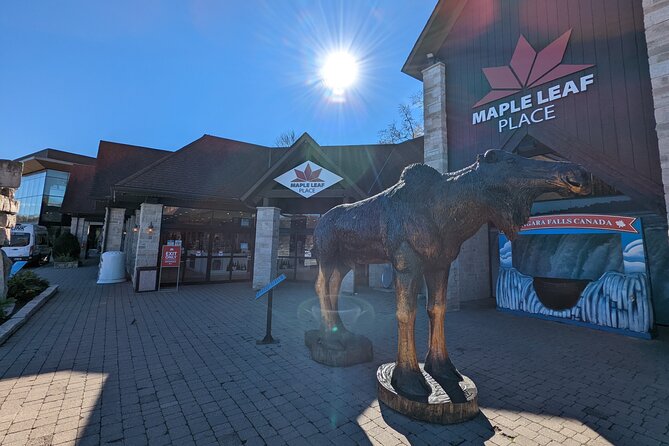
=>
[147,222,154,234]
[133,225,139,233]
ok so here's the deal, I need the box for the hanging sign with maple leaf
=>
[274,161,343,198]
[471,29,596,133]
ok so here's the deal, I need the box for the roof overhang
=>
[20,157,76,175]
[402,0,469,80]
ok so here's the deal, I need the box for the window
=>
[10,233,30,247]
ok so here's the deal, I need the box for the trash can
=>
[97,251,126,284]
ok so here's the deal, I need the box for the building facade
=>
[404,0,669,328]
[14,149,96,232]
[56,0,669,332]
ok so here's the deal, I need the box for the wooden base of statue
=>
[377,362,478,424]
[304,329,373,367]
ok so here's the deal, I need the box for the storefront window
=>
[278,213,321,281]
[159,208,255,285]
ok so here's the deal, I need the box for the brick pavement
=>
[0,264,667,445]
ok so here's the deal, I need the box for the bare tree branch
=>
[378,90,424,144]
[275,130,297,147]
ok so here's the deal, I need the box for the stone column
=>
[70,217,80,236]
[422,62,449,173]
[103,207,125,252]
[127,210,140,276]
[643,1,669,229]
[341,270,355,294]
[422,61,491,309]
[0,160,22,300]
[368,264,385,288]
[72,218,88,258]
[132,203,162,286]
[253,207,280,289]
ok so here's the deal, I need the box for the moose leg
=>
[391,245,431,400]
[326,262,351,333]
[424,268,466,403]
[307,261,372,365]
[315,261,346,333]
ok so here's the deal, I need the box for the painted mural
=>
[496,214,654,336]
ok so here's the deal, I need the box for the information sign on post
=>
[159,245,182,291]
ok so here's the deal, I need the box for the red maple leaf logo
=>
[292,163,324,182]
[474,29,593,108]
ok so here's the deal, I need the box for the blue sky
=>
[0,1,435,159]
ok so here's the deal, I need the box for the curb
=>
[0,285,59,346]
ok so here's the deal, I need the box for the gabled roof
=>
[242,133,380,203]
[114,135,274,201]
[61,164,101,216]
[402,0,468,80]
[113,133,424,205]
[90,141,171,199]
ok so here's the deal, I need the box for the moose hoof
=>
[304,329,373,367]
[378,363,479,424]
[391,366,431,402]
[425,360,467,404]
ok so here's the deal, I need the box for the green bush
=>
[7,271,49,304]
[53,255,77,262]
[53,232,80,259]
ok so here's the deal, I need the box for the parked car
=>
[1,224,51,265]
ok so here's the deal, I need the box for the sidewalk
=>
[0,264,667,445]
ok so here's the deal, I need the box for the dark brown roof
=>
[114,133,423,202]
[115,135,273,200]
[90,141,171,199]
[61,164,100,216]
[320,138,424,195]
[15,148,96,165]
[16,148,97,175]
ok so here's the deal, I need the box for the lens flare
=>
[321,51,359,95]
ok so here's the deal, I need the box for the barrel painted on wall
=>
[496,214,653,338]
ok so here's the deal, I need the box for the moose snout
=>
[559,165,591,195]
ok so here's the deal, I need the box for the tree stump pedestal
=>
[377,362,479,424]
[304,329,373,367]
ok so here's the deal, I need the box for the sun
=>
[321,51,359,95]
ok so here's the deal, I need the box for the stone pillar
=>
[127,210,140,276]
[643,1,669,229]
[447,226,491,308]
[0,160,22,300]
[132,203,162,286]
[341,270,355,294]
[422,62,491,309]
[422,62,448,173]
[368,264,386,288]
[70,217,79,236]
[103,207,125,252]
[253,207,280,289]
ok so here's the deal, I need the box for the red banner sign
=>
[520,214,638,233]
[161,245,181,267]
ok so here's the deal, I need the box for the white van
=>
[1,224,51,265]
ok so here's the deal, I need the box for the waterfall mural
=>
[496,214,654,337]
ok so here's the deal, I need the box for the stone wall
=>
[422,62,449,173]
[132,204,162,287]
[643,0,669,229]
[103,207,125,252]
[253,207,280,289]
[0,160,22,300]
[422,62,492,309]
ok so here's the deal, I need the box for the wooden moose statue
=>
[307,149,591,402]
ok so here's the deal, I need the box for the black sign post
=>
[255,274,286,345]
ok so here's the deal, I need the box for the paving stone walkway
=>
[0,264,667,446]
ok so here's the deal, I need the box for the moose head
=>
[474,149,591,239]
